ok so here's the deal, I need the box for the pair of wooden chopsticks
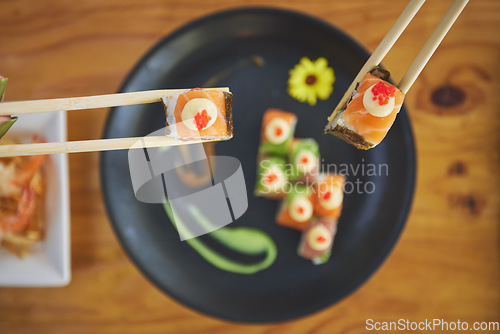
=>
[1,0,468,157]
[0,88,230,157]
[330,0,469,119]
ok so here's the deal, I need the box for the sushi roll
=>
[325,67,405,149]
[298,218,337,264]
[259,109,297,156]
[313,173,345,219]
[276,185,314,230]
[255,156,289,199]
[288,138,320,183]
[161,88,233,139]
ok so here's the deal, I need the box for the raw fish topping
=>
[371,81,395,105]
[0,138,45,257]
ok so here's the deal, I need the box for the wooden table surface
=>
[1,0,499,333]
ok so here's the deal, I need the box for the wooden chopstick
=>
[328,0,426,120]
[329,0,468,121]
[0,87,229,115]
[0,87,231,156]
[398,0,469,93]
[0,136,231,157]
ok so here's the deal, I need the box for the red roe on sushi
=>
[370,81,396,105]
[259,109,297,156]
[194,109,212,131]
[325,68,405,149]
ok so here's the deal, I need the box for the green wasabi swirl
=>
[163,202,277,274]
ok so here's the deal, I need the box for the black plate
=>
[101,8,415,323]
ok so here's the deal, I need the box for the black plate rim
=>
[100,6,416,323]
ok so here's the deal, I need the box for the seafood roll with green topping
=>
[288,138,320,183]
[276,185,314,230]
[259,109,297,156]
[255,156,289,199]
[298,218,337,264]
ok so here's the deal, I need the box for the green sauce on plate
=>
[163,202,277,274]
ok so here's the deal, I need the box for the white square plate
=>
[0,111,70,286]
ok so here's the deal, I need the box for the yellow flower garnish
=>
[288,57,335,106]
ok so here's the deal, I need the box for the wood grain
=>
[1,0,499,333]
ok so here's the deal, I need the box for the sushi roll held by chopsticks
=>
[162,88,233,140]
[0,87,233,157]
[325,67,404,150]
[325,0,469,149]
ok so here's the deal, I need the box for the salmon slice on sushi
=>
[325,67,405,149]
[298,218,337,264]
[259,109,297,156]
[161,88,233,140]
[255,156,289,199]
[313,173,345,219]
[288,138,319,184]
[276,185,314,230]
